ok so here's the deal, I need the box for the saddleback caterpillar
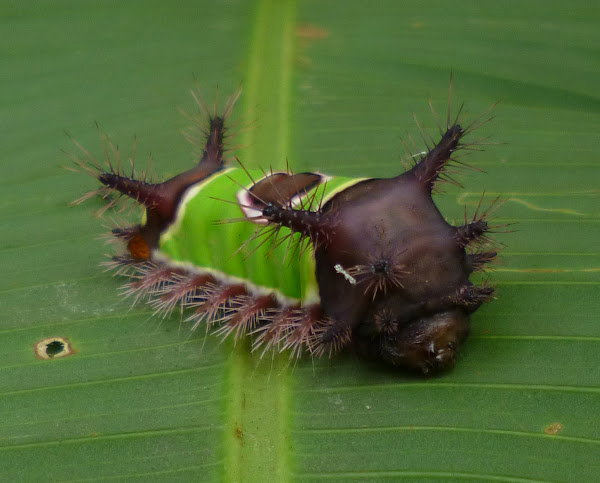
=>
[71,83,501,375]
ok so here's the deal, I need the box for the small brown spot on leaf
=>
[296,24,329,42]
[544,422,564,435]
[34,337,74,360]
[296,24,329,68]
[234,425,244,443]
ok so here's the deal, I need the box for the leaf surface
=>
[1,1,598,481]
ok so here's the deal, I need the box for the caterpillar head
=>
[355,308,470,374]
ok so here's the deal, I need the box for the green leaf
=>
[1,1,598,481]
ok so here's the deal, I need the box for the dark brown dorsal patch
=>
[238,172,325,222]
[249,172,324,208]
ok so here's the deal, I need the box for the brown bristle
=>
[410,124,465,191]
[151,273,218,318]
[310,320,352,358]
[188,283,249,331]
[215,294,278,341]
[455,219,489,247]
[252,306,300,356]
[281,304,324,359]
[122,265,184,304]
[468,251,498,272]
[453,284,495,312]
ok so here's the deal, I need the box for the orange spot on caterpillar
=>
[128,234,151,260]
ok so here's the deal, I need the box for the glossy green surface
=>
[159,167,352,302]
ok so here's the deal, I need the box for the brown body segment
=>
[255,115,498,373]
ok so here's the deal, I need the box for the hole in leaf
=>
[45,340,64,357]
[34,337,74,360]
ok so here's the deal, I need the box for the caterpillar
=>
[70,84,501,375]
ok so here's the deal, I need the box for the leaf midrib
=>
[223,1,297,482]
